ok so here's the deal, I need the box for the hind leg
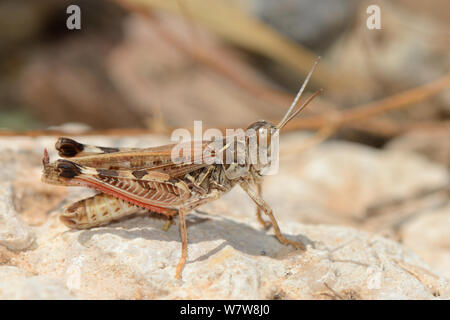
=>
[175,208,188,279]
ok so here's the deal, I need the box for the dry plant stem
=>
[349,119,450,137]
[280,125,337,157]
[2,1,444,139]
[119,0,295,108]
[2,120,448,139]
[117,0,450,137]
[3,4,448,138]
[3,72,448,138]
[143,12,447,137]
[118,0,334,88]
[283,73,450,132]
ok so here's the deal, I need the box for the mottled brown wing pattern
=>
[48,158,191,211]
[55,137,220,177]
[43,138,230,215]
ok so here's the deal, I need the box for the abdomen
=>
[60,193,146,229]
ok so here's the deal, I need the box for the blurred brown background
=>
[0,0,449,151]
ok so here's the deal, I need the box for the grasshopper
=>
[41,59,321,279]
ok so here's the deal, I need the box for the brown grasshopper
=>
[41,59,321,279]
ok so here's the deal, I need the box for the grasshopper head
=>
[247,120,278,143]
[246,120,279,175]
[245,58,323,175]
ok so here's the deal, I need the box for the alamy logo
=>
[170,121,280,176]
[66,5,81,30]
[366,5,381,30]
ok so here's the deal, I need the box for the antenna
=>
[277,57,321,129]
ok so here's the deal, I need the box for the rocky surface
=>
[0,134,448,299]
[0,266,74,299]
[0,182,35,251]
[386,128,450,168]
[399,204,450,279]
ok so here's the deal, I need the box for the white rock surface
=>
[267,139,448,224]
[386,128,450,167]
[0,134,448,299]
[400,204,450,279]
[0,182,35,251]
[0,266,74,299]
[13,213,450,299]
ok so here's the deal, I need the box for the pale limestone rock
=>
[264,137,448,224]
[399,204,450,279]
[0,182,35,251]
[0,266,74,299]
[0,134,449,299]
[386,128,450,168]
[14,212,449,299]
